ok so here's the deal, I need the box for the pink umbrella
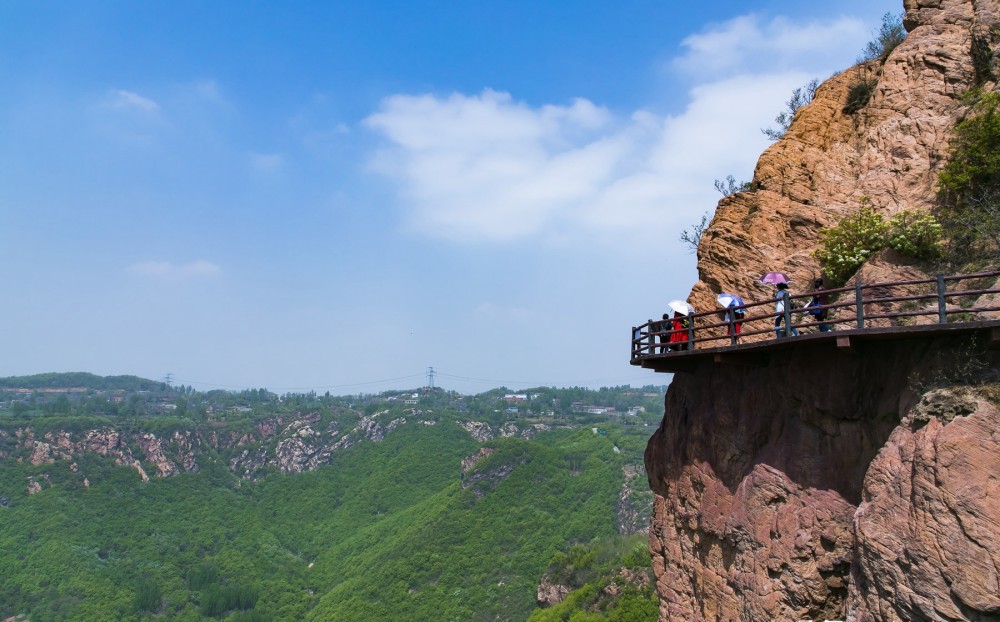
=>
[759,272,789,285]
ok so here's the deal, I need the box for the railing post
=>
[687,312,695,347]
[727,310,736,346]
[936,274,948,324]
[855,282,864,329]
[646,319,654,355]
[781,290,791,337]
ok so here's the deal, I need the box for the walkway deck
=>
[630,270,1000,374]
[632,319,1000,374]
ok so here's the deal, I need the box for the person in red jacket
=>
[668,311,690,351]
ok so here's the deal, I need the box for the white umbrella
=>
[667,300,694,315]
[716,293,745,308]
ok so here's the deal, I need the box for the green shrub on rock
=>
[887,210,943,259]
[814,198,943,285]
[937,91,1000,261]
[813,199,889,285]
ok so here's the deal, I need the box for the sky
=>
[0,0,901,395]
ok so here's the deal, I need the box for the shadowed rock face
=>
[645,336,999,621]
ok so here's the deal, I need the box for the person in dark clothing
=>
[658,313,670,353]
[807,277,832,332]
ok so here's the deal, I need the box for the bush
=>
[843,75,877,115]
[813,199,943,285]
[937,91,1000,261]
[887,211,942,259]
[713,175,753,196]
[813,199,889,285]
[762,79,819,141]
[134,577,161,613]
[679,212,709,253]
[971,29,996,85]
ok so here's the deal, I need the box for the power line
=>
[432,370,653,387]
[166,369,655,394]
[169,373,426,392]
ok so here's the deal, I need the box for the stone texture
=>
[848,397,1000,621]
[616,464,651,536]
[645,334,1000,621]
[536,576,571,607]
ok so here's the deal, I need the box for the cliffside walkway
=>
[631,270,1000,374]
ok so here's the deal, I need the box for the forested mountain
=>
[0,375,660,621]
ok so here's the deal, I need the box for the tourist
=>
[774,282,800,338]
[806,278,832,332]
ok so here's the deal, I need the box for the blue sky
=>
[0,0,900,394]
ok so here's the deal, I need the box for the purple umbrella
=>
[759,272,789,285]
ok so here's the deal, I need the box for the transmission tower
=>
[427,366,435,389]
[163,373,174,386]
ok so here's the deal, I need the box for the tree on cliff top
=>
[859,12,906,63]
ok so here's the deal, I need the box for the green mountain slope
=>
[0,410,654,621]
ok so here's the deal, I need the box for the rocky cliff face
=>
[688,0,999,319]
[646,335,999,621]
[645,0,1000,619]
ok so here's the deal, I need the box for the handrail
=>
[631,270,1000,361]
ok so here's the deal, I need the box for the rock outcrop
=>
[645,2,1000,618]
[849,392,1000,621]
[5,411,551,484]
[646,334,999,620]
[688,0,999,327]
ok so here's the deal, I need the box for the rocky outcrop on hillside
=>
[458,420,552,442]
[4,411,552,490]
[646,335,999,620]
[645,1,1000,619]
[616,464,652,536]
[16,427,200,479]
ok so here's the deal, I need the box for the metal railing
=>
[631,270,1000,361]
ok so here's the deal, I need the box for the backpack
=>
[808,295,829,319]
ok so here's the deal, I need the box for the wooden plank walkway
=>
[631,270,1000,373]
[632,319,1000,375]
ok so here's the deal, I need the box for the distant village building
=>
[572,402,616,415]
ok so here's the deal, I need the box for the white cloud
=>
[110,89,160,113]
[364,84,786,245]
[363,13,867,248]
[672,14,867,76]
[126,260,222,280]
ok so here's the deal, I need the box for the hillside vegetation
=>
[0,375,660,621]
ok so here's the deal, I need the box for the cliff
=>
[644,0,1000,620]
[688,0,1000,318]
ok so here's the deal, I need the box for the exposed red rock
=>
[646,337,999,620]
